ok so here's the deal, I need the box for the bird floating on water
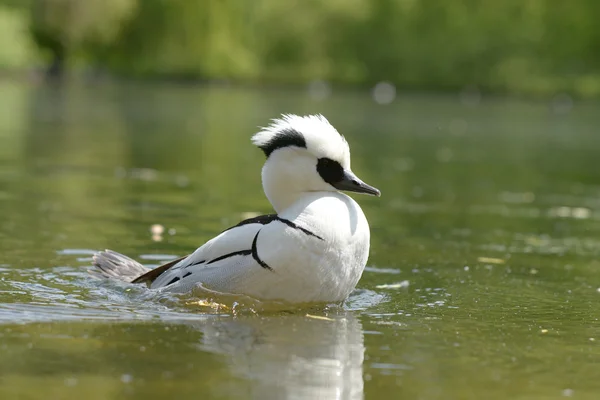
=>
[92,114,380,303]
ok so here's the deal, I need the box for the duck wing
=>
[130,255,189,284]
[146,214,278,289]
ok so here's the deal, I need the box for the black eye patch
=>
[317,158,344,185]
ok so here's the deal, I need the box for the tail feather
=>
[91,250,149,283]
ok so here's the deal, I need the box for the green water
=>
[0,80,599,399]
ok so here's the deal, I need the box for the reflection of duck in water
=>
[195,312,364,399]
[92,114,380,303]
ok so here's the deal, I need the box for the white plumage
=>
[93,114,380,303]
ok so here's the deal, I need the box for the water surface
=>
[0,80,599,399]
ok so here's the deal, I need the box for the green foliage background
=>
[2,0,600,96]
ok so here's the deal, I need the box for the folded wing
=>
[147,215,278,289]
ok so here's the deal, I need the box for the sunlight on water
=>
[1,81,600,399]
[0,247,389,324]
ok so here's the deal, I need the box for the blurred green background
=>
[2,0,600,97]
[3,2,600,398]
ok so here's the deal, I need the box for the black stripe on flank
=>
[207,250,251,265]
[258,128,306,157]
[222,214,277,233]
[223,213,323,241]
[251,231,272,271]
[181,217,320,273]
[277,218,323,241]
[187,259,206,268]
[182,272,192,278]
[166,277,180,286]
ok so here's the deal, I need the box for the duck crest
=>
[252,114,350,167]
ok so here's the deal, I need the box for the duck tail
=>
[90,250,148,283]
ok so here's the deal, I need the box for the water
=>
[1,80,600,399]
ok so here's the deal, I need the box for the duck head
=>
[252,114,380,212]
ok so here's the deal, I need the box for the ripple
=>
[56,249,98,256]
[376,281,409,289]
[345,289,388,311]
[0,303,210,323]
[364,266,401,274]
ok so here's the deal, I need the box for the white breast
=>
[251,192,370,302]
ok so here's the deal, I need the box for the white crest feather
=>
[252,114,351,168]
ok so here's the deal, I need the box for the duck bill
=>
[333,170,381,197]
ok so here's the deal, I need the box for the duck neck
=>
[261,159,307,213]
[262,175,300,214]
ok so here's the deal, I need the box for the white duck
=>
[93,114,380,303]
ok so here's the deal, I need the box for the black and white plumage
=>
[93,114,380,303]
